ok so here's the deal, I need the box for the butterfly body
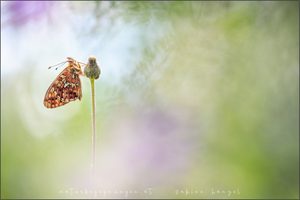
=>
[44,57,83,109]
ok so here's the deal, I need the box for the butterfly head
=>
[65,58,81,74]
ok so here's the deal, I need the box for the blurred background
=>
[1,1,299,199]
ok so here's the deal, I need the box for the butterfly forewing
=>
[44,59,83,109]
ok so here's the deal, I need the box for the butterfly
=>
[43,57,86,109]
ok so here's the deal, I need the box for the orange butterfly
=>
[43,57,85,109]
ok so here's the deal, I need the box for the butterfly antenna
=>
[48,61,68,70]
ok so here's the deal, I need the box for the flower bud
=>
[84,56,100,79]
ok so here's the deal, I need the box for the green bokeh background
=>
[1,1,299,199]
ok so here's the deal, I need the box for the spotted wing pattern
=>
[44,58,83,109]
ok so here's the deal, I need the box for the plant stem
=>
[90,78,96,171]
[85,56,100,175]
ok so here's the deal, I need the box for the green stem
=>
[90,78,96,171]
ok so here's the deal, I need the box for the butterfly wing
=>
[44,63,82,109]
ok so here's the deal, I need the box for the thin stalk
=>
[84,56,100,175]
[90,78,96,171]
